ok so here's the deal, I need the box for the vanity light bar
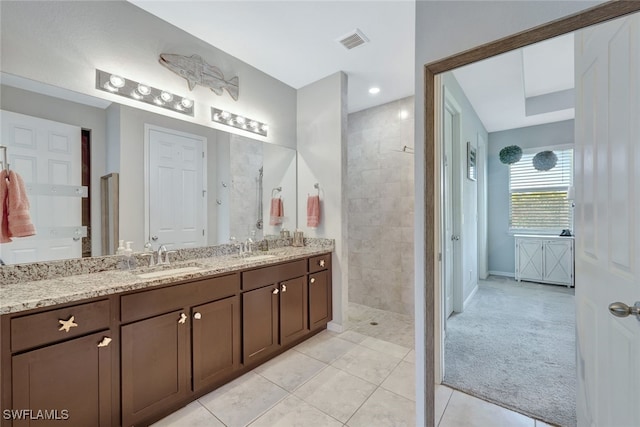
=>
[95,69,194,117]
[211,107,268,137]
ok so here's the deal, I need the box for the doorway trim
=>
[421,2,640,427]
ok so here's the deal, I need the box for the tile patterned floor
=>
[153,303,554,426]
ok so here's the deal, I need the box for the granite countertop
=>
[0,245,332,315]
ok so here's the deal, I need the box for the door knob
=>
[151,235,158,241]
[451,235,460,241]
[608,302,640,321]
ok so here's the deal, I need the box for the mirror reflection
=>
[0,75,296,265]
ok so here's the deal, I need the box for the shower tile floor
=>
[153,302,552,426]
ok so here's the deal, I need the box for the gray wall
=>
[0,0,297,148]
[347,96,415,316]
[297,72,348,330]
[442,73,488,306]
[487,119,574,275]
[414,2,602,423]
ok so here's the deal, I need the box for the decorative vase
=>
[499,145,523,164]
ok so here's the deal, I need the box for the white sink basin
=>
[244,254,277,261]
[135,266,203,279]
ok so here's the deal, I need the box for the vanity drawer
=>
[121,273,239,324]
[11,299,111,353]
[242,260,306,291]
[309,253,331,273]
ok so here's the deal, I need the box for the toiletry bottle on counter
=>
[116,240,125,255]
[292,230,304,247]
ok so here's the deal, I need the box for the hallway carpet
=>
[443,277,576,427]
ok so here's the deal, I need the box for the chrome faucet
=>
[157,245,169,265]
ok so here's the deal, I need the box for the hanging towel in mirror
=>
[7,170,35,238]
[0,170,10,243]
[269,197,283,226]
[307,195,320,228]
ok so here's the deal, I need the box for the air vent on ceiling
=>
[337,29,369,50]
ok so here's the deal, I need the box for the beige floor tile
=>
[360,336,411,359]
[249,395,343,427]
[535,421,554,427]
[435,384,454,425]
[294,332,357,363]
[331,344,402,385]
[254,349,327,392]
[199,372,288,427]
[404,349,416,363]
[381,360,415,401]
[346,387,415,427]
[151,401,223,427]
[336,329,368,344]
[294,365,377,423]
[439,391,535,427]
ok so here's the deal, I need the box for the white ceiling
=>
[129,1,573,130]
[452,33,575,132]
[129,0,416,114]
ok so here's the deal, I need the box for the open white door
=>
[575,13,640,427]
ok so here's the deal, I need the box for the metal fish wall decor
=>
[159,53,239,101]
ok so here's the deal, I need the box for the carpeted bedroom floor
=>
[443,276,576,427]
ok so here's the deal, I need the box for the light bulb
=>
[368,87,380,95]
[160,91,173,102]
[103,82,118,92]
[213,113,220,121]
[249,121,259,129]
[137,83,151,96]
[261,124,269,132]
[154,97,165,106]
[236,116,246,124]
[109,74,126,88]
[220,111,231,120]
[180,98,193,108]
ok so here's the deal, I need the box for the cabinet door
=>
[516,239,544,281]
[12,331,112,427]
[280,277,308,345]
[192,296,240,392]
[121,310,189,427]
[543,240,573,285]
[309,270,332,330]
[242,286,279,365]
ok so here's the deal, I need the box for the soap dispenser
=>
[116,240,125,255]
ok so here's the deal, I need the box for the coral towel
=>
[0,170,10,243]
[307,195,320,228]
[269,197,283,226]
[7,170,35,238]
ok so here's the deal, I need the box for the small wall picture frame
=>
[467,142,477,181]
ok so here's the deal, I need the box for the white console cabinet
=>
[515,235,574,287]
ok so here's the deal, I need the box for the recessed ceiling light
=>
[369,87,380,95]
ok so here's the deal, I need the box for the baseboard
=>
[488,270,515,278]
[463,284,478,310]
[327,321,343,333]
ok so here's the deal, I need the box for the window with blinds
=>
[509,148,573,232]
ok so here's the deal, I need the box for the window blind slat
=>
[509,149,574,231]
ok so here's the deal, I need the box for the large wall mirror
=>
[0,74,297,266]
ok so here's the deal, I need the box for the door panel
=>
[0,110,84,264]
[280,276,308,344]
[575,13,640,426]
[242,286,279,365]
[148,126,206,249]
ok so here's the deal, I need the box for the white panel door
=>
[148,126,206,249]
[443,106,454,319]
[575,13,640,427]
[0,110,83,264]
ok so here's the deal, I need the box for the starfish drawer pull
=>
[58,316,78,333]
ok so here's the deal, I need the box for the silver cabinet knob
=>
[310,277,316,284]
[272,288,279,294]
[194,312,202,320]
[319,260,326,267]
[178,313,187,324]
[281,284,287,292]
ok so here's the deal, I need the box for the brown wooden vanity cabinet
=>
[1,252,332,427]
[5,300,113,427]
[119,273,240,426]
[241,259,310,365]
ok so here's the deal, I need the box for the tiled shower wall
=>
[229,134,263,242]
[347,96,415,315]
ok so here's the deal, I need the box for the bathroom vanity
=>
[0,246,332,427]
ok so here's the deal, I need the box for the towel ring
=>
[271,186,282,197]
[314,183,320,196]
